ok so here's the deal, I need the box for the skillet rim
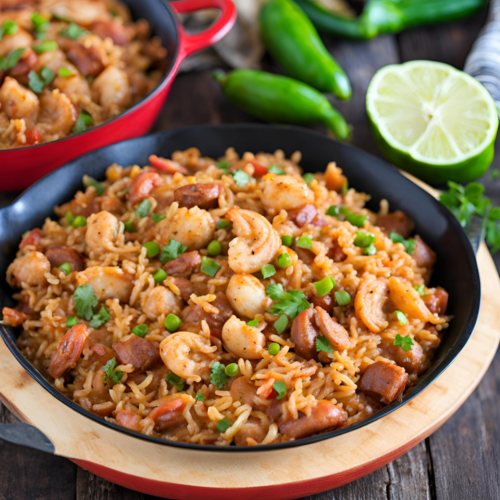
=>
[0,124,481,453]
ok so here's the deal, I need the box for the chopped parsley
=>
[390,233,416,254]
[316,336,334,353]
[159,239,186,264]
[210,361,229,389]
[393,333,414,352]
[132,324,148,338]
[103,357,122,384]
[89,306,110,328]
[72,111,92,134]
[273,380,287,400]
[0,48,25,71]
[200,256,220,277]
[194,393,205,402]
[217,417,232,433]
[273,314,289,335]
[266,283,310,320]
[83,175,106,195]
[73,284,98,320]
[152,213,166,224]
[231,170,254,186]
[268,164,285,175]
[165,373,185,391]
[135,199,151,218]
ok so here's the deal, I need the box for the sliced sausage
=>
[315,307,354,351]
[230,376,266,411]
[115,410,142,432]
[129,171,163,204]
[90,20,128,46]
[163,251,201,278]
[287,204,317,228]
[173,183,222,209]
[290,308,318,361]
[181,291,233,332]
[168,277,194,302]
[46,245,85,272]
[234,417,267,446]
[48,324,89,378]
[279,400,346,439]
[327,240,346,262]
[2,307,27,327]
[19,228,42,250]
[310,293,333,314]
[112,336,160,372]
[358,361,408,404]
[423,288,448,315]
[148,398,187,431]
[378,210,415,239]
[378,338,427,375]
[67,43,105,77]
[413,235,437,269]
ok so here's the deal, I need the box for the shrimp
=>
[222,315,266,360]
[48,324,89,378]
[225,207,281,274]
[77,266,134,302]
[159,331,216,382]
[141,286,182,320]
[6,251,50,287]
[226,274,269,319]
[261,174,314,216]
[36,89,78,142]
[0,27,33,57]
[0,77,39,129]
[85,210,119,257]
[155,205,215,251]
[91,65,131,112]
[355,275,389,333]
[2,307,28,327]
[128,171,163,204]
[42,0,110,26]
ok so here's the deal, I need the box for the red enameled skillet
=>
[0,0,236,191]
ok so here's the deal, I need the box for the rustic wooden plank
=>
[0,404,77,500]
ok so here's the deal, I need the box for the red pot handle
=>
[172,0,237,60]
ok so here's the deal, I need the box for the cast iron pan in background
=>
[0,124,480,453]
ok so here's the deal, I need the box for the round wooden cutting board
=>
[0,241,497,499]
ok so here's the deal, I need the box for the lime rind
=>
[366,60,498,170]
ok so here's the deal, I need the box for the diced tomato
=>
[250,160,268,177]
[25,129,41,146]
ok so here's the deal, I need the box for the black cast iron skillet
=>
[0,124,481,453]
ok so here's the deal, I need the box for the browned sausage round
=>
[129,171,163,204]
[290,308,318,360]
[162,251,201,277]
[112,336,160,372]
[48,324,89,378]
[378,210,415,239]
[173,183,222,209]
[46,245,85,272]
[423,288,448,315]
[358,361,408,404]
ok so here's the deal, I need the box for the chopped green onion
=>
[316,336,334,353]
[273,380,287,400]
[273,314,288,335]
[247,319,259,327]
[83,175,106,195]
[492,170,499,180]
[58,67,73,77]
[59,262,71,276]
[395,310,407,325]
[143,241,160,258]
[136,199,151,218]
[132,324,148,338]
[261,264,276,279]
[281,235,293,247]
[354,231,375,248]
[341,181,349,195]
[124,220,135,232]
[277,253,292,268]
[215,161,230,171]
[164,314,181,333]
[314,276,334,297]
[414,284,426,296]
[326,206,339,217]
[340,207,366,227]
[65,212,74,225]
[72,215,86,227]
[390,233,416,254]
[297,235,312,250]
[165,372,185,391]
[153,268,167,284]
[33,40,58,53]
[216,219,232,230]
[160,239,187,264]
[22,230,30,239]
[217,417,232,433]
[335,290,351,306]
[303,172,315,185]
[268,342,280,355]
[72,111,92,134]
[393,333,414,352]
[66,316,77,327]
[28,67,54,93]
[31,13,49,38]
[194,393,205,402]
[0,48,25,71]
[59,22,87,40]
[103,357,122,384]
[207,240,222,256]
[152,213,166,224]
[224,363,239,377]
[328,276,336,287]
[201,256,221,277]
[1,21,18,40]
[268,164,285,175]
[364,244,377,256]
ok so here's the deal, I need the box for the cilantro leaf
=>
[194,393,205,402]
[315,336,334,353]
[74,284,98,320]
[103,357,122,384]
[165,373,185,391]
[152,213,166,224]
[210,361,229,389]
[89,306,110,328]
[231,170,254,187]
[159,239,187,264]
[393,334,414,352]
[266,284,310,320]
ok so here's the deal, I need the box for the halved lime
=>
[366,61,498,183]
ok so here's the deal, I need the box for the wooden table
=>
[1,7,500,500]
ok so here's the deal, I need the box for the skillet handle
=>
[171,0,237,59]
[0,422,55,454]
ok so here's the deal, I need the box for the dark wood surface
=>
[1,7,500,500]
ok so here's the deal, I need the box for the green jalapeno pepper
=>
[213,70,350,140]
[293,0,487,40]
[259,0,351,100]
